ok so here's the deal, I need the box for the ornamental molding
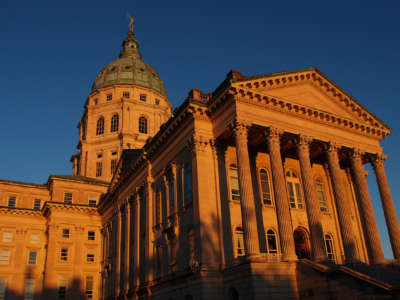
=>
[0,207,44,217]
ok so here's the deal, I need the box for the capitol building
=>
[0,20,400,300]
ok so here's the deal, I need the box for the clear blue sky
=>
[1,0,400,258]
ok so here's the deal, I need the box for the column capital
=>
[187,133,209,154]
[371,153,388,169]
[211,139,228,158]
[296,135,313,152]
[324,142,341,154]
[264,127,284,143]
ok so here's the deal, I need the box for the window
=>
[85,276,93,299]
[235,227,245,257]
[97,153,103,159]
[0,250,10,265]
[316,179,328,212]
[94,98,98,105]
[259,169,272,205]
[123,91,130,98]
[60,248,68,261]
[106,93,112,101]
[24,279,34,300]
[229,164,240,201]
[266,229,278,254]
[62,229,70,238]
[86,250,95,263]
[138,116,148,133]
[286,170,303,209]
[96,162,102,177]
[140,94,146,101]
[8,196,16,208]
[88,199,97,207]
[30,234,39,244]
[184,162,193,205]
[88,231,95,241]
[28,251,37,265]
[168,179,175,215]
[2,232,12,242]
[111,159,117,175]
[33,199,41,211]
[324,234,336,262]
[64,193,72,204]
[155,99,160,105]
[96,117,104,135]
[155,189,161,224]
[111,151,117,156]
[58,277,67,299]
[0,278,6,300]
[110,113,119,132]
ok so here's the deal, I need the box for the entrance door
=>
[294,228,311,259]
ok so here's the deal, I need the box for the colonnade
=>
[231,120,400,264]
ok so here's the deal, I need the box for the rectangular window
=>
[64,193,72,204]
[24,279,34,300]
[33,199,41,211]
[230,166,241,201]
[184,162,193,205]
[0,250,10,265]
[111,159,117,175]
[140,94,146,101]
[235,230,245,257]
[96,162,102,177]
[85,276,93,299]
[0,278,6,300]
[8,196,16,208]
[106,93,112,101]
[2,232,12,243]
[58,277,67,299]
[28,251,37,265]
[168,180,175,215]
[60,248,68,261]
[88,231,95,241]
[122,91,130,98]
[86,249,95,263]
[62,229,70,238]
[88,199,97,207]
[30,234,39,244]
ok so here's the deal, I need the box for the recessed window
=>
[30,234,39,244]
[97,153,103,159]
[96,162,102,177]
[111,159,118,175]
[0,279,6,300]
[88,199,97,207]
[266,229,278,254]
[123,92,130,98]
[64,193,72,204]
[111,151,117,156]
[0,250,10,265]
[28,251,37,265]
[88,231,95,241]
[58,277,67,299]
[85,276,94,299]
[33,199,41,211]
[62,229,70,238]
[229,164,240,201]
[324,234,336,262]
[286,170,303,209]
[96,117,104,135]
[8,196,16,208]
[106,93,112,101]
[138,116,148,134]
[168,179,175,215]
[24,279,35,300]
[2,232,12,243]
[60,248,68,261]
[86,250,95,262]
[259,169,272,205]
[316,179,328,212]
[140,94,147,102]
[94,98,98,105]
[235,227,245,257]
[155,99,160,105]
[110,113,119,132]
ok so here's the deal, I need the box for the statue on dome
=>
[127,13,135,33]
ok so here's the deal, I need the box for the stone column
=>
[372,154,400,259]
[133,190,141,289]
[124,200,131,294]
[326,143,358,262]
[296,136,326,261]
[350,150,384,263]
[232,120,260,258]
[266,127,297,261]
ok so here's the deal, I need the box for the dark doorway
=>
[294,227,311,259]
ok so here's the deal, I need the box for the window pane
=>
[64,193,72,204]
[33,199,41,210]
[0,250,10,264]
[2,232,12,242]
[24,279,34,300]
[230,166,240,201]
[28,251,37,265]
[168,180,175,214]
[8,197,16,208]
[30,234,39,244]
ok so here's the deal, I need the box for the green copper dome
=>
[92,30,167,96]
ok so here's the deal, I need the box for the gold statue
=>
[127,13,135,33]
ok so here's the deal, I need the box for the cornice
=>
[0,206,44,217]
[43,202,99,216]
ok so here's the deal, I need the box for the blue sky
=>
[1,0,400,258]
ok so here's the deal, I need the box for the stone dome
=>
[91,30,167,96]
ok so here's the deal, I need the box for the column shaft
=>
[372,155,400,259]
[266,128,297,261]
[233,121,260,257]
[326,144,358,262]
[297,137,326,261]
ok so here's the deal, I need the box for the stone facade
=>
[1,23,400,300]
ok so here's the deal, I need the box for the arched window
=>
[266,229,278,254]
[324,234,336,262]
[315,178,328,212]
[286,170,303,209]
[259,169,272,205]
[235,227,245,257]
[96,117,104,135]
[229,164,240,201]
[110,113,119,132]
[139,116,148,133]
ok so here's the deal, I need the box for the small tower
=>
[71,19,172,182]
